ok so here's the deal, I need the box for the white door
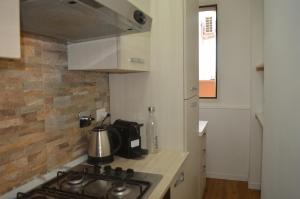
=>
[183,0,199,99]
[184,96,202,198]
[0,0,21,59]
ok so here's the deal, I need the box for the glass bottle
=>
[146,106,159,153]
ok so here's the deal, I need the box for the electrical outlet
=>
[96,108,107,122]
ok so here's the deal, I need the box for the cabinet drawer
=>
[170,162,187,199]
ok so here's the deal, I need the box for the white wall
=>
[199,0,251,107]
[262,1,300,198]
[200,107,250,180]
[198,0,252,181]
[109,0,185,151]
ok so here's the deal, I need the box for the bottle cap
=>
[148,106,155,112]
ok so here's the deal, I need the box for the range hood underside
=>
[20,0,151,43]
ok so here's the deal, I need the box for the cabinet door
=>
[171,161,188,199]
[118,32,150,71]
[68,37,118,70]
[183,0,199,99]
[0,0,21,59]
[184,97,202,199]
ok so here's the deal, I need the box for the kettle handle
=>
[107,126,122,155]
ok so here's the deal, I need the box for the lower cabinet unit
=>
[170,161,188,199]
[199,130,207,198]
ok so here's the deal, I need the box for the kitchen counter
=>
[199,120,208,136]
[110,150,189,199]
[0,150,188,199]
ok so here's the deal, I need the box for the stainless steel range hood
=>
[20,0,152,43]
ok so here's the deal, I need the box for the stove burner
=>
[110,182,131,198]
[84,180,110,196]
[66,172,85,185]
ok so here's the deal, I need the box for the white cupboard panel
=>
[0,0,21,59]
[184,96,202,199]
[183,0,199,99]
[68,33,150,72]
[68,37,118,70]
[171,161,188,199]
[118,32,150,71]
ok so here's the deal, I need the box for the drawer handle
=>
[174,172,185,187]
[129,57,145,64]
[202,149,206,152]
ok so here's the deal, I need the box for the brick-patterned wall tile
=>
[0,34,109,195]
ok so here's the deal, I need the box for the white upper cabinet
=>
[68,0,150,72]
[118,32,150,71]
[68,32,150,72]
[0,0,150,71]
[183,0,199,99]
[0,0,21,59]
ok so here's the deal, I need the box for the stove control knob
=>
[115,167,123,176]
[94,165,101,174]
[104,165,112,174]
[126,169,134,178]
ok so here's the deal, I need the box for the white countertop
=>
[1,150,188,199]
[199,120,208,136]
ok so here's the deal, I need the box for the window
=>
[199,6,217,98]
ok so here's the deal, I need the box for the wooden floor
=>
[203,178,261,199]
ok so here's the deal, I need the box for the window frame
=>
[198,4,218,99]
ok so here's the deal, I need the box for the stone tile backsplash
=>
[0,35,109,194]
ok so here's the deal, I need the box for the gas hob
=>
[16,164,162,199]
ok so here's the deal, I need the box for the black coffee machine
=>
[112,119,148,159]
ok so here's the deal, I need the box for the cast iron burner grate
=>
[17,164,158,199]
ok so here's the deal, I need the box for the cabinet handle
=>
[190,86,198,91]
[202,148,206,152]
[174,172,185,187]
[191,101,198,108]
[128,57,145,64]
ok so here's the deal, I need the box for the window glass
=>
[199,6,217,98]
